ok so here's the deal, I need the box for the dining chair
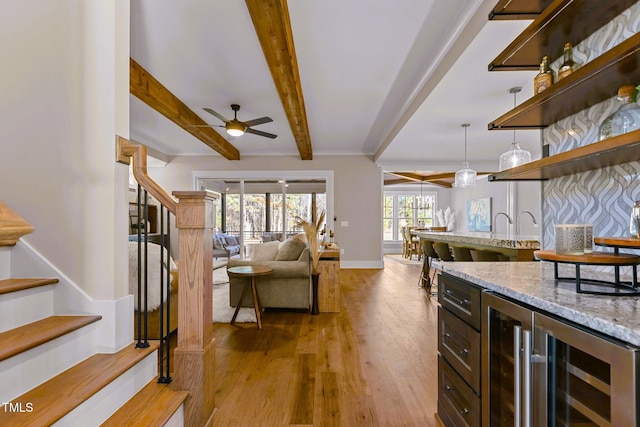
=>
[404,227,419,260]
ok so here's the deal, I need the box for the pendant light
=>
[454,123,477,188]
[499,87,531,171]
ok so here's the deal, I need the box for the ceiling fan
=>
[202,104,277,139]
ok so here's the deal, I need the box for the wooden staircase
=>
[0,232,188,425]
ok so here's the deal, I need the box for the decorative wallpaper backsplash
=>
[542,3,640,262]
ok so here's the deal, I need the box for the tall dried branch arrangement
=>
[294,210,326,274]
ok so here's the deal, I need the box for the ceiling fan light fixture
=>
[226,122,246,137]
[454,123,477,188]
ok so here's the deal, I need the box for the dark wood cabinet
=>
[437,273,482,427]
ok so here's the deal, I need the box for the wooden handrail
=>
[0,201,34,246]
[116,135,216,426]
[116,136,177,215]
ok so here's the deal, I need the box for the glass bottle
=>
[557,43,580,80]
[598,84,640,141]
[534,56,554,94]
[630,200,640,238]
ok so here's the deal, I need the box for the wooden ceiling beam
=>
[245,0,313,160]
[387,172,423,182]
[129,58,240,160]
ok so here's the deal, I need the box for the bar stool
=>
[419,240,439,295]
[470,249,500,261]
[451,246,473,261]
[433,242,454,261]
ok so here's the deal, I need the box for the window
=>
[383,191,437,241]
[196,172,333,258]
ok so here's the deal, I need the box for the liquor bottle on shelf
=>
[557,43,580,80]
[533,56,554,94]
[598,84,640,141]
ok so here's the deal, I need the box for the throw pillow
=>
[224,235,239,246]
[251,240,281,261]
[275,238,307,261]
[213,234,225,249]
[290,233,307,244]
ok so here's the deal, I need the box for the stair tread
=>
[101,378,189,426]
[0,277,59,294]
[0,315,102,362]
[0,342,160,426]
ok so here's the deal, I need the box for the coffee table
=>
[227,265,273,329]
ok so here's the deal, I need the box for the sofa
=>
[227,236,311,310]
[213,233,241,259]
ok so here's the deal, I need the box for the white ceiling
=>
[130,0,543,174]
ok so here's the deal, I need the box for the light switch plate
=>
[340,221,349,227]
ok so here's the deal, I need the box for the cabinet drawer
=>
[438,273,481,329]
[438,355,480,427]
[438,306,481,393]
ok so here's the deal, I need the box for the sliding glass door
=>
[197,171,332,258]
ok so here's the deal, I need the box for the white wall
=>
[449,176,542,236]
[148,154,384,268]
[0,1,131,300]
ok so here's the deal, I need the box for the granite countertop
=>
[413,230,540,249]
[438,261,640,347]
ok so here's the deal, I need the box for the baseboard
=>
[339,260,384,269]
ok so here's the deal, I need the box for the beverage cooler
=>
[482,292,639,426]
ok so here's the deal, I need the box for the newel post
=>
[172,191,216,427]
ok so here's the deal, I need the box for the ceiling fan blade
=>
[202,107,229,123]
[186,124,225,128]
[243,116,273,127]
[246,127,277,139]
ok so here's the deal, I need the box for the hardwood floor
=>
[210,255,440,426]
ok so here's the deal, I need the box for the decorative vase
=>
[630,200,640,238]
[311,272,320,315]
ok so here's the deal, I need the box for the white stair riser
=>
[0,247,10,279]
[0,322,99,403]
[164,404,185,427]
[0,285,55,333]
[53,350,158,427]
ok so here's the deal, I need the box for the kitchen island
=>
[412,229,540,261]
[438,260,640,346]
[435,261,640,427]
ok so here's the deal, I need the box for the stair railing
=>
[129,184,174,384]
[117,136,215,426]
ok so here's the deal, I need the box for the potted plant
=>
[294,210,325,314]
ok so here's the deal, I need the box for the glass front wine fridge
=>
[482,292,638,426]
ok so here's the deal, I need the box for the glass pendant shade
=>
[454,123,476,188]
[499,141,531,171]
[499,87,531,171]
[454,162,477,188]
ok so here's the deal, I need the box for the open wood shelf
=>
[488,128,640,181]
[534,250,640,265]
[488,0,553,21]
[594,237,640,249]
[488,32,640,130]
[489,0,638,70]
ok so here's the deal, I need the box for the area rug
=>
[386,253,422,265]
[212,268,257,323]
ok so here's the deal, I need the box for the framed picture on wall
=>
[467,197,491,232]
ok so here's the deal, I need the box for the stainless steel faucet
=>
[516,210,538,236]
[493,212,513,233]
